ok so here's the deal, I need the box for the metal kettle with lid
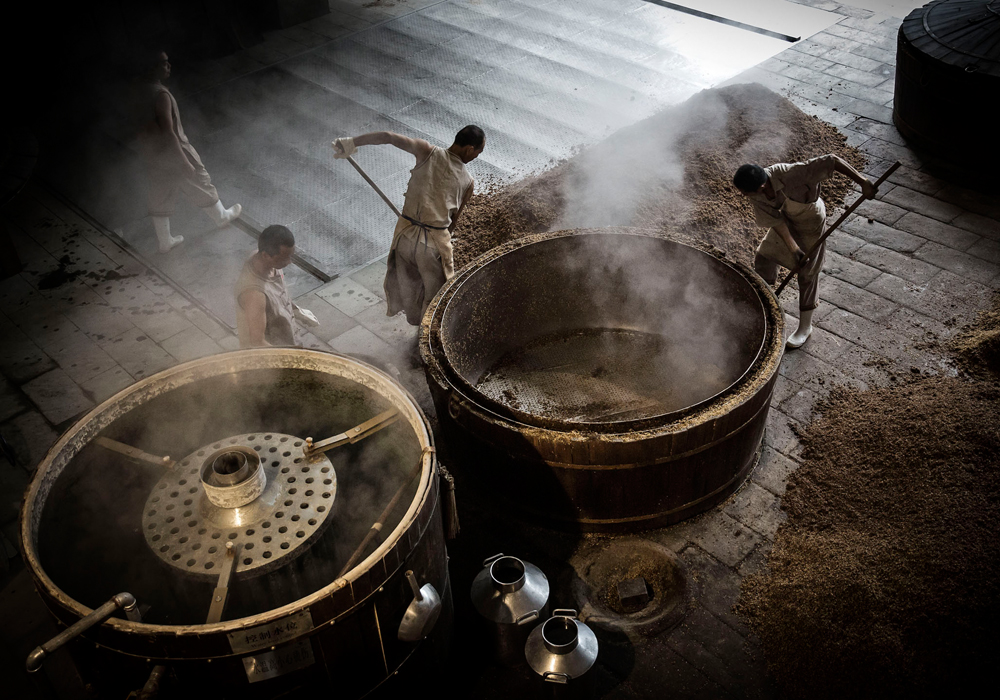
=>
[471,553,550,664]
[525,609,599,692]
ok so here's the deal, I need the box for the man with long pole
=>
[332,126,486,327]
[733,154,876,348]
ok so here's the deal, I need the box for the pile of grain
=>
[737,373,1000,699]
[453,83,866,269]
[949,293,1000,376]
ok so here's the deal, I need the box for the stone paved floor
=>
[61,0,849,283]
[3,0,999,698]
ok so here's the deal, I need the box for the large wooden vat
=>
[421,229,784,532]
[21,349,449,697]
[893,0,1000,170]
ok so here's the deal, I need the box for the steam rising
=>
[462,231,763,424]
[553,87,787,232]
[36,366,422,624]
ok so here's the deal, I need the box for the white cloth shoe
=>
[786,309,814,349]
[205,200,242,228]
[152,216,184,253]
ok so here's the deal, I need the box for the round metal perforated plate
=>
[141,433,337,579]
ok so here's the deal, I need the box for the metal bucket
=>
[21,349,449,697]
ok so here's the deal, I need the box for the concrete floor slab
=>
[96,329,177,380]
[52,285,137,342]
[751,445,801,497]
[778,383,822,425]
[868,269,997,324]
[0,458,29,527]
[327,324,404,368]
[0,378,28,425]
[678,544,750,635]
[0,410,59,476]
[48,0,840,281]
[78,365,134,405]
[851,242,940,284]
[967,238,1000,265]
[20,369,94,426]
[682,511,764,569]
[952,211,1000,241]
[724,481,788,541]
[159,326,225,363]
[840,214,928,253]
[0,324,56,386]
[347,259,388,299]
[354,303,418,346]
[43,328,119,385]
[824,249,883,288]
[895,212,979,250]
[912,241,1000,286]
[315,275,384,316]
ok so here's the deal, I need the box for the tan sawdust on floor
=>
[737,299,1000,699]
[453,82,866,270]
[449,83,1000,696]
[949,293,1000,377]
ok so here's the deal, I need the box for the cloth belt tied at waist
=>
[402,214,449,230]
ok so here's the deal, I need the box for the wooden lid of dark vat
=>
[902,0,1000,76]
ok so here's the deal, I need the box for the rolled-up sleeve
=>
[777,155,838,203]
[797,154,837,183]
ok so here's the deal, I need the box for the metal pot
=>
[471,553,550,664]
[525,609,599,687]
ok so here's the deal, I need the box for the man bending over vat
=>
[733,155,876,348]
[236,225,318,347]
[331,126,485,325]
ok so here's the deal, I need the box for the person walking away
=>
[332,126,485,325]
[733,154,876,348]
[138,50,241,253]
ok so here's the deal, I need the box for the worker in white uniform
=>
[734,154,876,348]
[138,50,242,253]
[332,126,484,325]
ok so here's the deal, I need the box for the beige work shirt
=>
[390,146,474,280]
[745,154,838,230]
[748,155,837,269]
[235,257,296,347]
[139,84,201,165]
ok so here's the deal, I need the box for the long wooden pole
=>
[94,437,174,468]
[336,448,432,578]
[775,161,901,297]
[345,155,403,218]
